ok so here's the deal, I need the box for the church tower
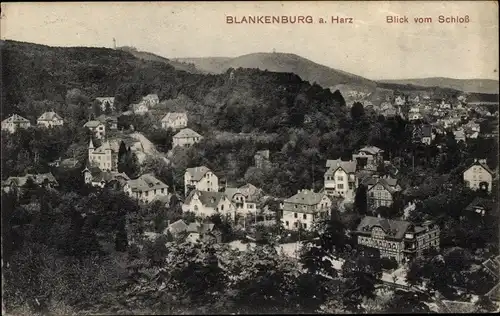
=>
[89,138,95,157]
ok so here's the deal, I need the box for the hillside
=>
[378,77,499,94]
[175,52,378,90]
[116,46,202,74]
[0,40,348,134]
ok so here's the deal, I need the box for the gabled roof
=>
[186,221,216,234]
[167,219,189,235]
[465,197,494,212]
[325,159,357,174]
[358,146,384,155]
[38,111,63,122]
[184,190,228,208]
[92,141,114,154]
[466,160,494,176]
[174,128,201,139]
[96,114,118,123]
[185,166,212,181]
[95,97,114,102]
[59,158,80,169]
[356,216,411,240]
[284,189,329,206]
[84,120,103,128]
[128,173,168,192]
[92,170,130,183]
[224,183,264,203]
[2,114,30,124]
[161,112,188,122]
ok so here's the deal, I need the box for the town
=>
[1,4,499,310]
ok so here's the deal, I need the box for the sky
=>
[1,1,498,80]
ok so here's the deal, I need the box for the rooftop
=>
[355,216,412,240]
[284,189,329,206]
[185,166,212,181]
[161,112,188,122]
[325,159,357,174]
[184,190,228,208]
[2,114,30,124]
[38,111,63,122]
[174,128,202,139]
[128,173,168,192]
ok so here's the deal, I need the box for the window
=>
[303,214,307,220]
[337,176,343,181]
[161,188,164,193]
[337,184,344,189]
[294,222,298,228]
[145,191,149,197]
[154,189,157,194]
[194,205,198,211]
[303,224,307,229]
[286,221,289,227]
[294,213,298,218]
[221,205,224,211]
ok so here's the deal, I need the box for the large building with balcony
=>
[324,159,358,200]
[354,216,440,264]
[281,189,332,231]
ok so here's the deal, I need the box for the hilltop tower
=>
[113,38,116,49]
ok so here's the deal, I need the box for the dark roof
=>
[186,221,216,234]
[467,160,495,176]
[421,124,432,137]
[184,190,228,208]
[325,159,357,174]
[465,197,494,212]
[185,166,211,181]
[167,219,189,235]
[284,189,328,206]
[356,216,411,240]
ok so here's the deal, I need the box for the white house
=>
[182,190,236,221]
[88,139,118,171]
[1,114,31,133]
[84,120,106,139]
[463,159,494,192]
[324,159,358,200]
[161,112,188,130]
[184,166,219,195]
[141,94,160,107]
[280,189,332,231]
[173,128,203,148]
[352,146,384,171]
[82,166,131,195]
[223,183,265,216]
[132,103,149,115]
[128,173,169,203]
[37,111,64,128]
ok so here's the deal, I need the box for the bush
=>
[380,257,399,271]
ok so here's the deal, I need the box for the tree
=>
[117,141,128,173]
[354,184,368,215]
[383,290,432,313]
[115,218,128,252]
[351,102,365,119]
[124,150,140,179]
[104,101,112,115]
[332,89,346,107]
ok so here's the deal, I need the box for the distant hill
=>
[117,46,202,74]
[174,52,378,90]
[378,77,499,94]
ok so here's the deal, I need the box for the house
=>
[439,100,452,109]
[421,124,433,145]
[464,197,495,217]
[1,114,31,133]
[394,95,405,106]
[184,166,219,195]
[165,219,190,238]
[2,173,59,193]
[324,159,358,199]
[182,190,236,221]
[280,189,332,231]
[172,128,203,148]
[185,221,222,243]
[96,114,118,130]
[84,120,106,139]
[353,217,440,264]
[88,139,118,171]
[463,159,494,192]
[223,183,265,216]
[37,111,64,128]
[161,112,188,130]
[482,255,500,279]
[141,94,160,107]
[132,103,149,115]
[128,173,169,203]
[453,128,466,142]
[363,175,402,209]
[352,146,384,171]
[95,97,115,112]
[82,166,131,195]
[254,150,271,169]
